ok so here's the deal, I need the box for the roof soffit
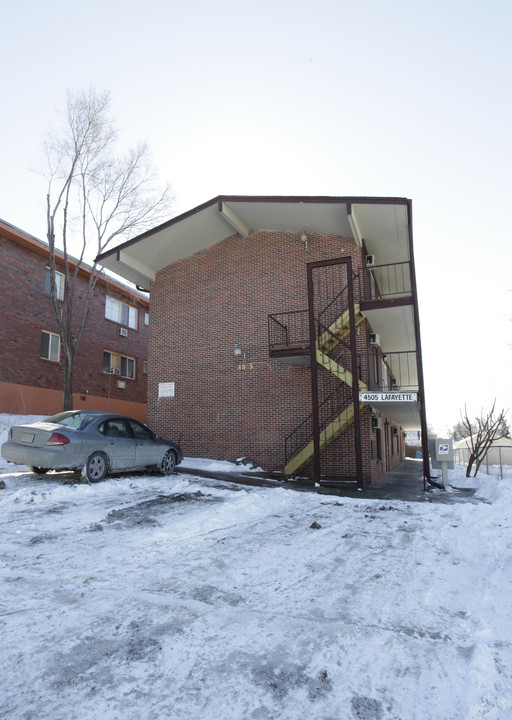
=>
[96,196,412,287]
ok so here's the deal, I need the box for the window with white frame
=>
[105,296,138,329]
[41,330,60,362]
[44,267,65,301]
[144,312,149,326]
[143,360,148,374]
[103,350,136,379]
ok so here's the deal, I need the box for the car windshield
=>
[43,411,95,431]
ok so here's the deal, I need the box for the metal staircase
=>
[284,302,367,476]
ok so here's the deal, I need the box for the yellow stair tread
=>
[284,403,367,475]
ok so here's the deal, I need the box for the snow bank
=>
[447,460,511,503]
[180,457,264,474]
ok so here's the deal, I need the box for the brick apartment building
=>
[97,196,429,487]
[0,219,149,422]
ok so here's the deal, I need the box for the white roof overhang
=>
[377,402,422,431]
[96,195,412,290]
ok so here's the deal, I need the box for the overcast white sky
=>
[1,0,511,434]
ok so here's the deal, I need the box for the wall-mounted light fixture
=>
[233,344,246,361]
[233,343,273,371]
[299,231,308,251]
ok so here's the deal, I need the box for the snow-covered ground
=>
[1,415,511,720]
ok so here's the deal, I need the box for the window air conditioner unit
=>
[391,378,399,389]
[117,379,127,389]
[393,427,400,436]
[366,254,376,268]
[369,333,380,346]
[372,417,383,430]
[118,327,128,337]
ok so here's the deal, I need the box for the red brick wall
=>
[0,232,148,413]
[148,229,404,481]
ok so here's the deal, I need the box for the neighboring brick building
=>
[0,219,149,422]
[98,196,430,487]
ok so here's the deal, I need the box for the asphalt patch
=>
[101,490,223,528]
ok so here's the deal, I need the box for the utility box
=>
[429,438,454,488]
[433,438,454,466]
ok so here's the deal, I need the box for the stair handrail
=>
[317,271,362,325]
[268,309,309,350]
[285,382,354,464]
[317,283,349,329]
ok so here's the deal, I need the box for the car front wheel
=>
[82,452,108,483]
[161,450,176,475]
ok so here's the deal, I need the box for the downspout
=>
[405,200,434,489]
[347,259,364,489]
[307,262,321,484]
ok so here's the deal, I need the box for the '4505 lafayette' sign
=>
[359,391,418,402]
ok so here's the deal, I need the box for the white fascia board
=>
[219,202,250,238]
[118,250,156,283]
[347,206,363,247]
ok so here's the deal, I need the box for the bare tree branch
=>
[460,401,509,476]
[43,89,172,410]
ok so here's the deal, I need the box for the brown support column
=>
[307,262,321,484]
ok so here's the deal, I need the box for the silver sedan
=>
[1,410,183,482]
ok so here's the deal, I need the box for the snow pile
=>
[1,416,511,719]
[180,456,264,474]
[447,462,508,504]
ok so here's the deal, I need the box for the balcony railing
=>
[360,350,419,392]
[269,262,416,368]
[268,310,310,354]
[363,261,412,300]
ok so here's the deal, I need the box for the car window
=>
[127,420,153,440]
[44,411,80,424]
[100,419,132,438]
[58,414,95,430]
[44,411,94,431]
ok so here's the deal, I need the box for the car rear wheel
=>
[82,452,108,483]
[161,450,176,475]
[28,466,49,475]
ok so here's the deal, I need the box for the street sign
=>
[359,391,417,402]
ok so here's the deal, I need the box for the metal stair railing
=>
[284,381,354,467]
[318,283,350,331]
[281,270,364,473]
[284,303,366,469]
[268,309,309,351]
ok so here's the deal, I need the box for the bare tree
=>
[44,89,171,410]
[450,420,466,440]
[459,401,509,477]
